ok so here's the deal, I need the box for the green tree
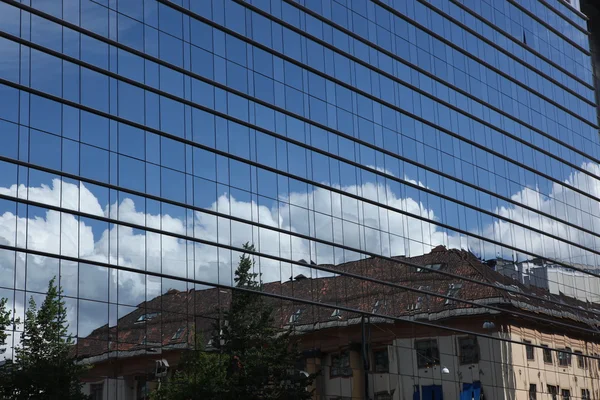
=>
[211,243,317,400]
[0,278,90,400]
[0,297,11,349]
[151,335,228,400]
[154,243,317,399]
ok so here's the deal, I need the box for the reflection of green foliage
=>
[0,297,11,348]
[151,335,228,400]
[154,243,318,400]
[0,278,90,400]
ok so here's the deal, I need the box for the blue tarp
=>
[461,381,482,400]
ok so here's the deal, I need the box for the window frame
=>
[581,389,590,400]
[415,339,440,368]
[574,350,585,369]
[547,385,558,400]
[558,348,572,367]
[458,336,480,365]
[330,350,352,378]
[542,345,553,364]
[373,348,390,373]
[524,339,535,361]
[90,382,104,400]
[529,384,536,400]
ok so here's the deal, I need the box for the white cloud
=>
[1,162,600,358]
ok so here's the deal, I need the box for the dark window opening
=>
[374,348,389,373]
[524,340,535,360]
[542,345,553,364]
[331,351,352,378]
[459,336,480,364]
[529,384,536,400]
[416,339,440,368]
[558,348,572,367]
[547,385,558,400]
[90,383,103,400]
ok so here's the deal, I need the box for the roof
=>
[75,246,600,361]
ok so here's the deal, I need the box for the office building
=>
[0,0,599,399]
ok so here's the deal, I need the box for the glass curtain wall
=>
[0,0,599,399]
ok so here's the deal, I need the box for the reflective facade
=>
[0,0,599,399]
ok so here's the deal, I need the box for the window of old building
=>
[444,283,462,305]
[575,351,585,368]
[459,336,480,364]
[529,384,536,400]
[330,351,352,378]
[171,327,185,340]
[373,348,389,373]
[289,309,302,324]
[136,312,160,323]
[558,348,572,367]
[542,345,553,364]
[416,339,440,368]
[547,385,558,400]
[524,340,535,360]
[582,389,590,400]
[90,383,103,400]
[417,263,443,272]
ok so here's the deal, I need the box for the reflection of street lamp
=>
[482,321,496,330]
[420,353,451,375]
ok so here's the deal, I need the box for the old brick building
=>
[76,247,600,400]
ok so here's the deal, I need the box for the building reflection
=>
[76,246,600,400]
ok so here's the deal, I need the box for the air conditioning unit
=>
[155,359,169,378]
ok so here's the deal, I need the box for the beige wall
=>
[310,325,600,400]
[82,324,600,400]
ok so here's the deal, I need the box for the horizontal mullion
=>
[369,0,597,128]
[537,0,590,35]
[177,0,600,188]
[3,5,600,296]
[541,0,589,22]
[506,0,591,55]
[432,0,593,100]
[6,0,600,210]
[0,190,598,336]
[5,32,600,247]
[5,32,600,263]
[6,0,600,188]
[2,242,596,353]
[3,151,600,322]
[213,1,600,203]
[289,0,595,107]
[448,0,593,91]
[6,57,600,279]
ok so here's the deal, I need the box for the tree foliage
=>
[0,278,90,400]
[0,297,11,349]
[154,243,317,399]
[151,335,228,400]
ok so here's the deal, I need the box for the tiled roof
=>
[75,246,600,361]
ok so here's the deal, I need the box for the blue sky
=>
[1,0,600,362]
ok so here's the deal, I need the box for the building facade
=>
[0,0,600,399]
[76,246,600,399]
